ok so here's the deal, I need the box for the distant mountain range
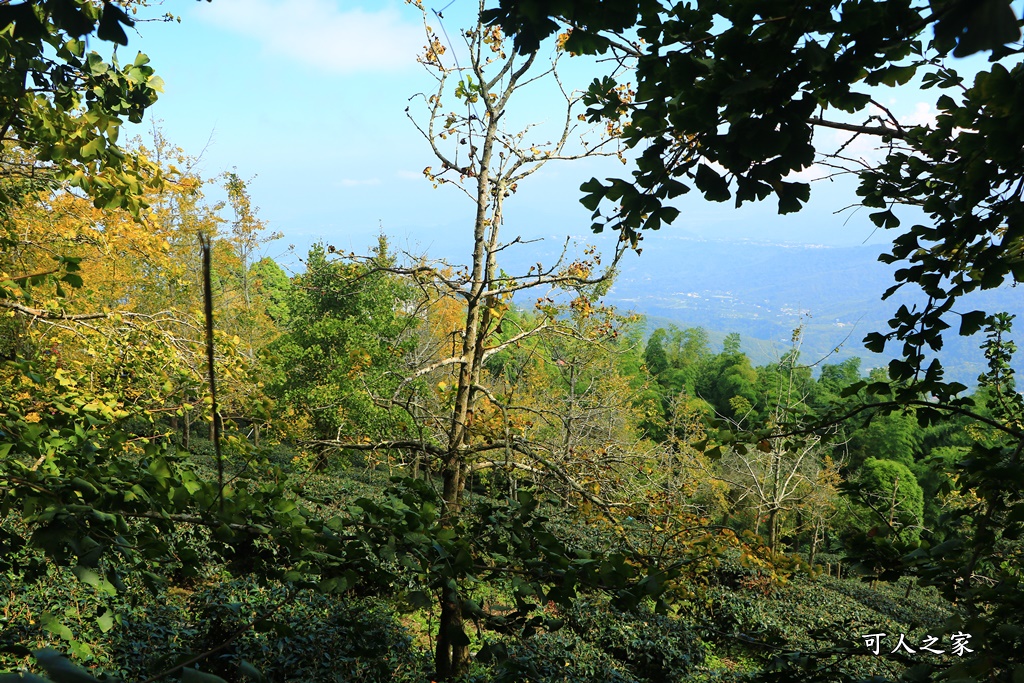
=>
[603,237,1020,385]
[504,235,1020,386]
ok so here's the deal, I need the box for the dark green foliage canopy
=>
[248,257,290,324]
[484,2,1024,681]
[847,411,921,470]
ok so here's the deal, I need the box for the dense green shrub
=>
[1,571,430,683]
[565,600,705,681]
[852,458,925,543]
[2,455,960,683]
[689,573,953,680]
[155,579,431,683]
[702,549,778,592]
[487,629,638,683]
[478,597,704,683]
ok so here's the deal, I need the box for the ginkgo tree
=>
[493,298,663,507]
[0,136,283,446]
[1,0,167,218]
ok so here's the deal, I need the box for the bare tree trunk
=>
[794,508,804,553]
[434,586,469,679]
[809,520,820,571]
[434,75,504,681]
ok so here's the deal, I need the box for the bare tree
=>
[309,4,632,677]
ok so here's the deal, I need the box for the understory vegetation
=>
[1,452,963,683]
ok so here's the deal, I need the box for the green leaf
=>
[580,177,606,211]
[959,310,988,336]
[50,0,93,37]
[35,648,99,683]
[694,164,730,202]
[81,137,104,159]
[182,669,229,683]
[0,644,32,659]
[72,565,100,588]
[722,77,770,96]
[85,53,108,76]
[61,273,84,288]
[95,610,114,634]
[869,209,900,229]
[40,615,74,642]
[777,181,810,214]
[96,3,133,45]
[476,642,509,664]
[935,0,1021,57]
[8,3,45,40]
[864,332,887,353]
[238,661,265,683]
[840,381,867,398]
[449,626,471,647]
[405,590,432,609]
[148,458,172,480]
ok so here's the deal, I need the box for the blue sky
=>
[113,0,1013,280]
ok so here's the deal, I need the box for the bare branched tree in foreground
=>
[308,3,635,676]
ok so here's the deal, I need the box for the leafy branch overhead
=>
[1,0,168,215]
[484,0,1024,400]
[482,2,1024,682]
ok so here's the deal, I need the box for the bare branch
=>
[810,117,908,140]
[481,322,549,360]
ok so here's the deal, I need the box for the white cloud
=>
[196,0,423,74]
[337,178,380,186]
[900,101,937,128]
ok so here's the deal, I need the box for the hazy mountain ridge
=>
[601,238,1021,385]
[496,234,1017,385]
